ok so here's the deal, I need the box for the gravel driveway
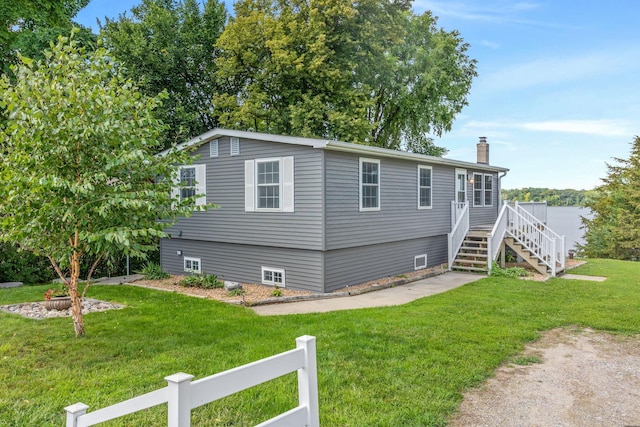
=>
[450,327,640,427]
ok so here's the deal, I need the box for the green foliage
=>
[228,287,246,297]
[501,188,597,206]
[214,0,475,154]
[580,136,640,260]
[100,0,227,148]
[0,243,54,284]
[0,33,208,335]
[1,258,640,425]
[511,355,543,366]
[139,263,170,280]
[271,285,283,297]
[490,262,530,278]
[179,273,223,289]
[0,0,90,76]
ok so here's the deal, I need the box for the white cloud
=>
[464,119,636,137]
[478,39,500,49]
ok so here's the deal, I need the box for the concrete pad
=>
[560,274,607,282]
[251,272,482,316]
[93,274,145,284]
[0,282,23,289]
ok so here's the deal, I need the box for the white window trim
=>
[210,139,219,158]
[184,257,201,274]
[484,174,494,207]
[261,266,285,287]
[359,158,380,212]
[455,168,466,204]
[230,137,240,156]
[417,165,433,210]
[173,164,206,207]
[473,172,483,207]
[245,157,294,213]
[414,254,427,270]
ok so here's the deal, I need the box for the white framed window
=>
[418,165,432,209]
[210,139,219,158]
[484,174,493,206]
[455,168,466,203]
[230,137,240,156]
[262,266,285,286]
[473,173,483,207]
[360,158,380,211]
[414,254,427,270]
[184,257,201,273]
[245,157,294,212]
[173,164,206,206]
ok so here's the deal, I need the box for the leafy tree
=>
[214,0,475,155]
[100,0,227,148]
[501,188,597,207]
[0,34,205,336]
[0,0,90,76]
[580,136,640,260]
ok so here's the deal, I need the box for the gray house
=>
[159,129,510,292]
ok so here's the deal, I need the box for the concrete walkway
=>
[560,274,607,282]
[251,272,482,316]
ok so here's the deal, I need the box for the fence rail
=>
[65,336,319,427]
[448,201,469,271]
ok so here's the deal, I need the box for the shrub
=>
[271,285,283,297]
[228,288,245,297]
[0,243,54,284]
[490,262,530,278]
[139,263,170,280]
[179,273,223,289]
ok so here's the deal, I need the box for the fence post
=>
[165,372,194,427]
[296,335,319,427]
[65,402,89,427]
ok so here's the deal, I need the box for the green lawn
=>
[1,259,639,426]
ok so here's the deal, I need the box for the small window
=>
[245,157,294,212]
[184,257,201,274]
[418,165,432,209]
[473,173,483,206]
[484,174,493,206]
[175,164,206,206]
[360,158,380,211]
[262,266,285,286]
[210,139,219,158]
[414,254,427,270]
[230,137,240,156]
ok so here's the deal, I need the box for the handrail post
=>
[297,335,319,427]
[65,402,89,427]
[551,238,557,277]
[487,235,492,275]
[166,372,194,427]
[561,236,566,270]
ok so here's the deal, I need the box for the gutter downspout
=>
[497,170,508,207]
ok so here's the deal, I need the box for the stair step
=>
[452,265,487,273]
[462,240,487,247]
[454,258,488,266]
[457,252,488,259]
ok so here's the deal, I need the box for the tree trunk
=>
[69,251,85,337]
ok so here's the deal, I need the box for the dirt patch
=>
[450,327,640,427]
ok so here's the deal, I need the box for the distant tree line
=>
[501,188,597,207]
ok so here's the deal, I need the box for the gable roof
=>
[158,128,509,173]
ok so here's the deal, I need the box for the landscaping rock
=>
[224,281,242,291]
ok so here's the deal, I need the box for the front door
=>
[455,168,467,204]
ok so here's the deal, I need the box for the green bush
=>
[179,273,223,289]
[139,263,170,280]
[490,262,530,278]
[0,243,54,284]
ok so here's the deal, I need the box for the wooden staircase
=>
[452,230,489,273]
[504,237,564,276]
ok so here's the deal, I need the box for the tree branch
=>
[81,252,104,299]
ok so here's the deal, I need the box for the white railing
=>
[451,201,467,229]
[65,336,319,427]
[448,201,469,271]
[486,202,510,273]
[514,201,547,224]
[514,203,565,271]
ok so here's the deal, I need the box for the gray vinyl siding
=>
[324,151,453,250]
[467,171,500,227]
[161,239,323,292]
[323,236,447,292]
[166,137,324,250]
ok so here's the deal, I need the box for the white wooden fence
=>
[65,336,319,427]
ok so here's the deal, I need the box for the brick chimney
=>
[477,136,489,164]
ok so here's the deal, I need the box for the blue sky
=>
[75,0,640,190]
